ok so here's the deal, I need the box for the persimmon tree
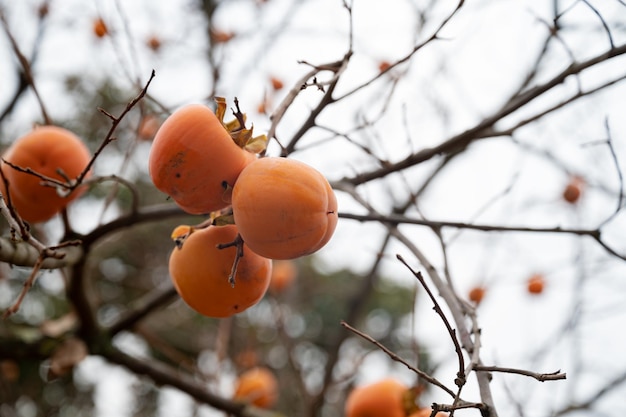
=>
[1,1,626,416]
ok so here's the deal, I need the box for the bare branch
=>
[474,365,566,382]
[341,320,457,398]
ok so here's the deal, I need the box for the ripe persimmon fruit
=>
[232,157,338,260]
[527,273,545,295]
[468,286,486,305]
[378,60,392,72]
[269,260,298,295]
[345,378,418,417]
[270,76,284,91]
[168,224,271,318]
[146,35,162,52]
[149,104,256,214]
[93,18,108,38]
[1,126,91,223]
[233,366,278,409]
[563,176,584,204]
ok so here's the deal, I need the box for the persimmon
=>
[232,157,338,260]
[378,60,392,72]
[137,114,160,140]
[168,224,271,318]
[148,103,256,214]
[269,260,298,294]
[93,18,108,38]
[345,378,417,417]
[233,366,278,409]
[1,125,91,223]
[210,29,235,43]
[468,286,486,305]
[146,35,162,52]
[563,176,584,204]
[527,273,545,295]
[270,76,284,91]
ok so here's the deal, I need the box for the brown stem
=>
[216,234,244,287]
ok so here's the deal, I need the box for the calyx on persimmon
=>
[231,157,338,260]
[168,224,271,318]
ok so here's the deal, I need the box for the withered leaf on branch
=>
[48,337,88,379]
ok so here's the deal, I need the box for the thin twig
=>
[395,255,466,388]
[0,13,51,124]
[76,69,157,187]
[341,320,457,398]
[474,365,566,382]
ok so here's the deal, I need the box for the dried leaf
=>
[48,337,88,379]
[213,213,235,226]
[40,311,78,338]
[244,134,268,154]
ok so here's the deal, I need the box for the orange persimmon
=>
[269,260,298,294]
[93,18,108,38]
[468,286,486,305]
[527,273,545,295]
[1,125,91,223]
[563,176,584,204]
[137,114,160,140]
[345,378,417,417]
[149,104,255,214]
[232,157,338,260]
[233,366,278,409]
[168,224,271,318]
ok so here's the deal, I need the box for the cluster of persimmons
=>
[148,98,338,319]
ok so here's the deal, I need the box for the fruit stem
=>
[231,97,247,131]
[216,234,244,287]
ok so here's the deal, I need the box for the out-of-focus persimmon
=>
[378,60,392,72]
[233,366,278,409]
[168,224,271,318]
[1,126,91,223]
[468,286,486,305]
[345,378,417,417]
[146,35,162,52]
[148,104,256,214]
[210,29,235,43]
[232,157,338,260]
[137,114,160,140]
[527,273,545,295]
[93,18,108,38]
[270,76,284,91]
[563,176,584,204]
[269,260,298,294]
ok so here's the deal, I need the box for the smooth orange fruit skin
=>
[149,104,255,214]
[345,378,409,417]
[269,260,298,294]
[1,126,91,223]
[232,157,338,260]
[233,366,278,409]
[168,224,271,318]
